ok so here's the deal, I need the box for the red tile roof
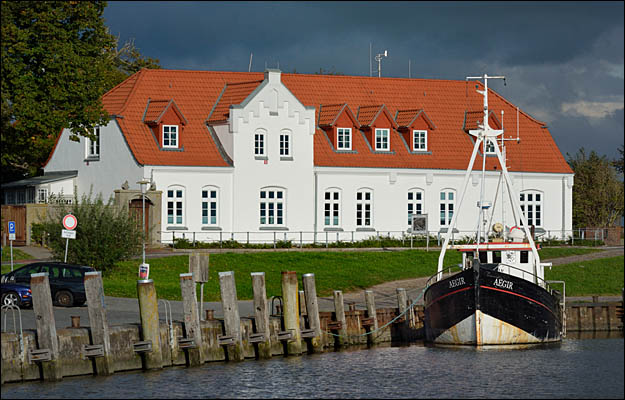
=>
[91,69,572,174]
[395,109,436,130]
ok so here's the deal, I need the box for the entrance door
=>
[129,198,151,243]
[1,205,27,245]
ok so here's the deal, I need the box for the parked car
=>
[0,262,95,307]
[1,283,32,308]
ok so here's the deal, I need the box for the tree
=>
[567,148,624,228]
[1,1,160,183]
[37,191,142,271]
[613,144,624,175]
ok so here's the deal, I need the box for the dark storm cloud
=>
[103,1,623,158]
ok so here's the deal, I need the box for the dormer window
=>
[485,140,496,154]
[163,125,179,148]
[337,127,352,150]
[375,128,390,151]
[413,130,427,151]
[86,127,100,159]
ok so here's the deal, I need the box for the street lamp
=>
[137,179,151,278]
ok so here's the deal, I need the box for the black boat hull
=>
[424,265,562,345]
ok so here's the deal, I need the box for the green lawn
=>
[544,256,624,296]
[1,247,33,262]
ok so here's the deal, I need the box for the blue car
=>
[1,283,33,308]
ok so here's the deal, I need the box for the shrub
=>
[38,191,142,271]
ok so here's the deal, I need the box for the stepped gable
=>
[92,69,572,174]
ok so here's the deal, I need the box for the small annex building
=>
[33,68,573,245]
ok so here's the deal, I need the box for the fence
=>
[159,227,610,249]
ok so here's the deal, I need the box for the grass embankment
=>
[103,247,620,301]
[1,247,34,262]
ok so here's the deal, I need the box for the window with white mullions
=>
[201,187,218,226]
[87,127,100,157]
[324,190,341,226]
[439,190,455,226]
[412,130,427,151]
[484,140,496,154]
[163,125,178,148]
[280,132,290,156]
[167,186,184,225]
[407,189,424,226]
[520,191,542,227]
[337,127,352,150]
[260,188,285,226]
[356,189,373,227]
[255,131,266,156]
[375,128,389,151]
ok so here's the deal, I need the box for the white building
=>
[36,68,574,244]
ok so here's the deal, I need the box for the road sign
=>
[63,214,77,230]
[62,229,77,239]
[8,221,16,241]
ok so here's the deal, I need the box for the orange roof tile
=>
[87,69,572,174]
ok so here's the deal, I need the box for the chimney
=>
[264,69,281,84]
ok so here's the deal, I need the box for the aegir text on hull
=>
[422,74,565,346]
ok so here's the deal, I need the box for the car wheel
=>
[2,292,22,307]
[55,290,74,307]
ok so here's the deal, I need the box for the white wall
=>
[44,119,143,200]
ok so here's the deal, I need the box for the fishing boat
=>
[423,74,565,345]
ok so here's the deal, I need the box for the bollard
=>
[137,279,163,370]
[31,272,62,381]
[281,271,302,355]
[218,271,244,361]
[189,253,209,321]
[84,271,114,375]
[365,290,379,345]
[71,316,80,328]
[180,273,204,366]
[251,272,272,359]
[397,288,409,342]
[333,290,348,347]
[302,273,323,353]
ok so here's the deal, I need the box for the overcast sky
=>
[103,1,624,160]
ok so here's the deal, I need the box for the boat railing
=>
[425,264,464,289]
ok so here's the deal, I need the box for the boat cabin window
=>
[492,251,501,263]
[479,251,488,264]
[520,251,529,263]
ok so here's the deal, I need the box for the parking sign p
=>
[8,221,15,234]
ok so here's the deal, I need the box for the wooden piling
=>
[333,290,348,347]
[180,273,203,366]
[365,290,379,344]
[218,271,244,361]
[84,271,114,375]
[31,272,62,381]
[302,273,323,353]
[137,279,163,370]
[251,272,272,359]
[281,271,302,355]
[397,288,409,341]
[299,290,307,316]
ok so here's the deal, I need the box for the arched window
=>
[201,186,219,226]
[520,190,543,227]
[167,185,185,226]
[439,189,455,226]
[254,128,267,156]
[324,188,341,227]
[407,188,425,227]
[260,186,286,226]
[356,188,373,227]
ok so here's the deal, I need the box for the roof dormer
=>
[206,80,263,125]
[357,105,397,152]
[143,98,188,150]
[463,110,502,132]
[318,103,360,151]
[395,109,436,153]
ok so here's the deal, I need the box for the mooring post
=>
[365,290,379,344]
[299,290,307,316]
[31,272,62,381]
[397,288,409,341]
[219,271,244,361]
[251,272,272,359]
[84,271,114,375]
[137,279,163,370]
[189,253,209,321]
[333,290,348,347]
[180,273,204,366]
[302,273,323,353]
[281,271,302,355]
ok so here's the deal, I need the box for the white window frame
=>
[255,131,266,156]
[337,127,352,150]
[167,185,185,226]
[439,189,455,226]
[280,131,291,156]
[374,128,390,151]
[163,125,179,148]
[37,188,48,204]
[86,127,100,158]
[520,190,543,227]
[412,130,427,151]
[260,187,286,227]
[356,189,373,227]
[407,188,424,227]
[324,189,341,227]
[484,138,496,154]
[201,186,219,226]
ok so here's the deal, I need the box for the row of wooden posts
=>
[20,253,421,381]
